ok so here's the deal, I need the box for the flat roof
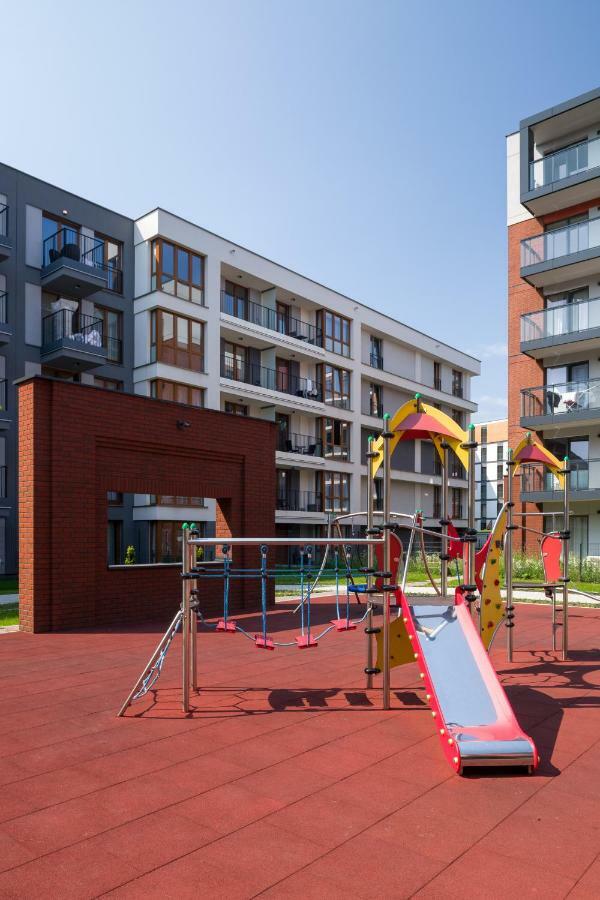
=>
[519,86,600,129]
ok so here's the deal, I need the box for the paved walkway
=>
[0,599,599,897]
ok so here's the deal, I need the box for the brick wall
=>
[18,377,276,632]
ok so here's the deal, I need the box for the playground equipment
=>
[118,398,600,773]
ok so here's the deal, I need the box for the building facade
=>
[508,88,600,556]
[473,419,507,532]
[0,163,480,572]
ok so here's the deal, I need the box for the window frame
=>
[320,363,351,410]
[321,417,350,460]
[150,378,205,408]
[323,471,350,514]
[317,308,351,357]
[150,309,205,373]
[95,305,123,363]
[151,237,205,305]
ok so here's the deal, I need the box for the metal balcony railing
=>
[277,490,323,512]
[220,355,322,400]
[529,135,600,191]
[521,458,600,495]
[521,219,598,268]
[277,432,322,456]
[0,291,6,325]
[42,228,123,292]
[221,292,322,346]
[521,296,600,343]
[0,204,7,238]
[41,309,105,355]
[521,377,600,419]
[369,352,384,369]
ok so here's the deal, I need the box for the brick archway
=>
[18,378,275,632]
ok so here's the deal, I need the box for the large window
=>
[95,376,123,391]
[320,364,350,409]
[317,309,351,357]
[222,280,248,319]
[150,310,204,372]
[151,238,204,304]
[94,232,123,293]
[323,472,350,513]
[451,488,462,518]
[322,418,350,460]
[224,401,248,416]
[95,306,122,362]
[452,369,463,398]
[434,361,442,391]
[369,382,382,417]
[151,379,205,407]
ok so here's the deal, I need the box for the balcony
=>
[0,204,9,260]
[220,292,322,347]
[524,135,600,216]
[277,490,323,512]
[521,377,600,429]
[41,309,108,372]
[0,292,11,344]
[369,352,384,370]
[220,355,322,401]
[520,219,600,288]
[521,458,600,503]
[41,229,122,299]
[277,432,322,456]
[521,296,600,359]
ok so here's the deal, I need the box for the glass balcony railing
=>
[42,228,123,293]
[521,219,598,268]
[277,490,323,512]
[529,136,600,191]
[521,377,600,419]
[220,355,322,400]
[521,458,600,495]
[277,432,322,456]
[521,296,600,343]
[220,292,322,346]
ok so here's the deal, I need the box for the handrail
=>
[220,291,322,346]
[521,218,594,268]
[521,457,600,494]
[42,309,105,353]
[521,376,600,418]
[529,135,600,190]
[42,227,123,291]
[221,354,322,400]
[277,432,322,455]
[521,295,600,342]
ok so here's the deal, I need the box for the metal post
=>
[506,451,514,662]
[182,527,191,714]
[382,414,392,711]
[562,456,570,661]
[366,435,375,689]
[440,442,449,601]
[189,533,198,693]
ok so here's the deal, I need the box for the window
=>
[451,488,462,518]
[150,495,206,507]
[150,310,204,372]
[481,465,487,483]
[322,418,350,460]
[369,382,382,417]
[433,485,441,519]
[224,401,248,416]
[42,212,80,266]
[434,361,442,391]
[480,481,487,501]
[95,376,123,391]
[497,444,503,461]
[94,232,123,293]
[107,491,123,506]
[107,520,123,565]
[321,364,350,409]
[95,306,122,362]
[451,408,464,429]
[497,463,504,481]
[151,238,204,304]
[323,472,350,513]
[373,476,383,511]
[452,370,463,398]
[151,379,204,407]
[222,280,248,319]
[481,446,487,463]
[221,341,246,381]
[497,482,504,500]
[369,336,383,369]
[480,425,487,444]
[317,309,351,357]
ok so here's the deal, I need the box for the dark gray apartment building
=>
[0,163,135,573]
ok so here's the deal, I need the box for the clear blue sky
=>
[3,0,600,420]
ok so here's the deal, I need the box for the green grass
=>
[0,603,18,626]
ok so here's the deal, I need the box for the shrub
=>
[124,545,136,566]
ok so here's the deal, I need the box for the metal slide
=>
[399,590,538,774]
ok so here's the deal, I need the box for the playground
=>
[8,379,600,896]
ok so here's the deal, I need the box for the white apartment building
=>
[131,208,479,555]
[474,420,508,532]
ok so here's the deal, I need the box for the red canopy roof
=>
[394,411,459,441]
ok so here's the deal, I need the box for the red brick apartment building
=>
[508,88,600,556]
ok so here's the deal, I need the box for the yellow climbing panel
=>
[375,613,414,671]
[479,506,507,649]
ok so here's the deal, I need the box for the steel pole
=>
[382,415,392,711]
[366,435,375,689]
[182,528,191,713]
[440,442,449,601]
[562,456,570,661]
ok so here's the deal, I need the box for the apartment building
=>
[0,163,480,572]
[473,419,507,532]
[508,87,600,556]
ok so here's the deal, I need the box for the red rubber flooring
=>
[0,599,599,898]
